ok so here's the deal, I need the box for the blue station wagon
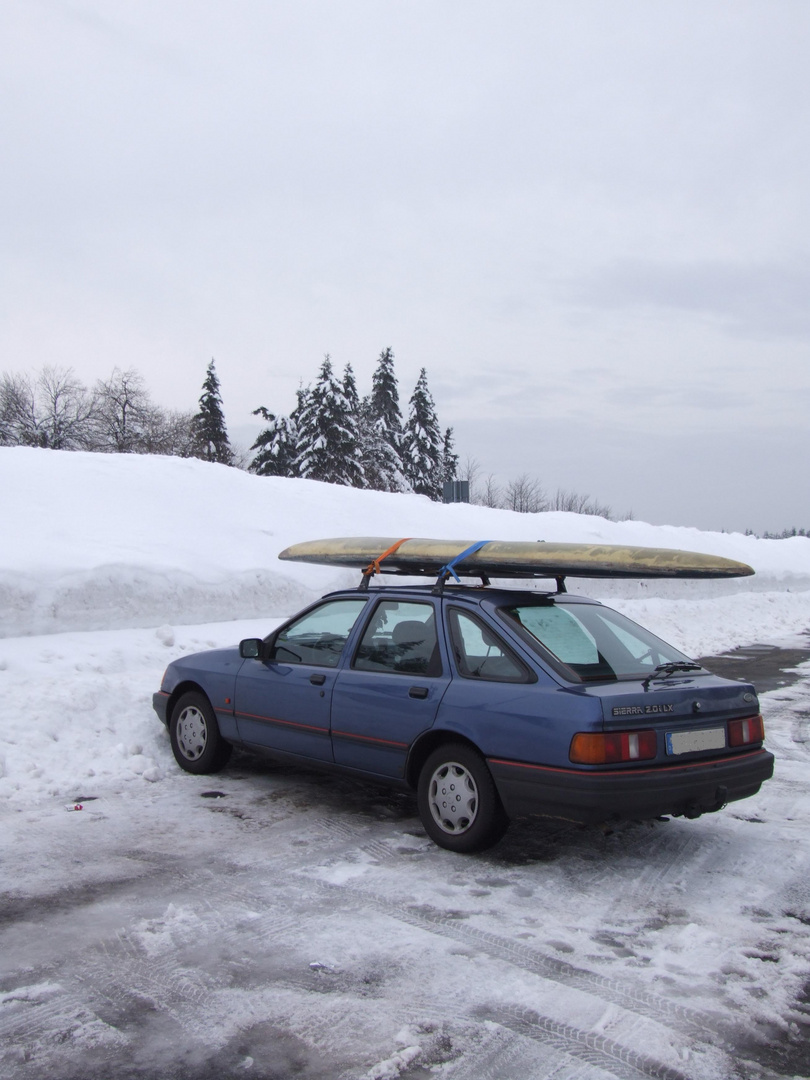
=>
[153,554,773,852]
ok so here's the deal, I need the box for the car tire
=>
[169,691,232,774]
[417,742,508,853]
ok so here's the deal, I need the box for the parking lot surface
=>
[2,650,809,1080]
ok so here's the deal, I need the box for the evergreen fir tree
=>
[359,347,409,492]
[402,368,443,499]
[249,407,299,476]
[341,364,365,488]
[249,382,313,477]
[295,356,361,486]
[369,347,401,431]
[191,359,233,465]
[440,427,459,483]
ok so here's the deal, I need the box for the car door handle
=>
[409,686,429,699]
[310,673,326,686]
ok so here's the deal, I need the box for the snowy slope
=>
[2,445,810,643]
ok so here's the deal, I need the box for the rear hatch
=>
[586,671,761,764]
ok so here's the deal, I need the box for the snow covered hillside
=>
[2,446,810,650]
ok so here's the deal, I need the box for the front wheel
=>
[417,743,508,853]
[169,691,232,774]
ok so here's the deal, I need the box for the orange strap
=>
[363,537,412,579]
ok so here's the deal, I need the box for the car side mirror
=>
[239,638,264,659]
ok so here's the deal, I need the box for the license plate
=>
[666,726,726,756]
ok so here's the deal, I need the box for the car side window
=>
[273,598,367,667]
[353,600,442,676]
[448,608,529,682]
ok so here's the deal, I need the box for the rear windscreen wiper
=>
[643,661,702,691]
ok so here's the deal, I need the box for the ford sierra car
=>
[153,550,773,852]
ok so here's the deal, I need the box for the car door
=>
[234,597,367,761]
[435,605,556,760]
[330,597,451,778]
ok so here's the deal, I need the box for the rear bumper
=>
[487,748,774,824]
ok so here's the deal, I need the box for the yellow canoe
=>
[278,537,754,579]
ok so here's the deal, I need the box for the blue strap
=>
[438,540,492,582]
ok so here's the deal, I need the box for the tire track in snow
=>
[388,993,691,1080]
[476,1004,691,1080]
[292,876,741,1080]
[301,873,725,1046]
[0,782,789,1080]
[0,858,699,1080]
[0,987,92,1041]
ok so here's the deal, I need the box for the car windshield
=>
[498,601,696,682]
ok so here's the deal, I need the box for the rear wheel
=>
[417,743,508,853]
[169,691,232,774]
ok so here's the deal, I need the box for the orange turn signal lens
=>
[570,730,657,765]
[728,714,765,747]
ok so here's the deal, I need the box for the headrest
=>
[392,619,431,646]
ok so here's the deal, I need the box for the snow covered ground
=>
[2,447,810,1079]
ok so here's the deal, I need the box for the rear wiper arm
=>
[643,661,701,691]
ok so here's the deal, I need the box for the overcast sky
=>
[2,0,809,533]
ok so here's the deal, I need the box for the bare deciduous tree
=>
[92,368,155,452]
[476,473,502,509]
[458,455,481,501]
[504,473,546,513]
[0,372,39,446]
[1,365,197,459]
[0,368,95,449]
[37,367,95,449]
[548,487,613,520]
[139,408,196,457]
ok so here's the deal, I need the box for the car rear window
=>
[498,601,695,682]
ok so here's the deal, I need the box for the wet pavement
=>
[699,637,810,693]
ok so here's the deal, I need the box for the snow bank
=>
[2,446,810,640]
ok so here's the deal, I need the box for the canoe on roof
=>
[278,537,754,579]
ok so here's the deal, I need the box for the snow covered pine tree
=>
[440,426,459,488]
[191,359,233,465]
[359,347,410,492]
[249,408,299,477]
[295,355,363,486]
[403,368,443,499]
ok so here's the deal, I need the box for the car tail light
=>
[728,714,765,747]
[570,730,657,765]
